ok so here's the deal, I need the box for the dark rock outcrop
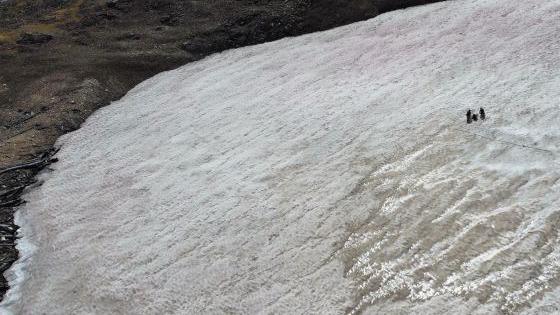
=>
[16,33,53,45]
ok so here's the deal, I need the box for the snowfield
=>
[4,0,560,313]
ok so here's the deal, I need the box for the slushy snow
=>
[4,0,560,313]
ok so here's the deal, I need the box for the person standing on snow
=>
[466,109,473,124]
[479,107,486,120]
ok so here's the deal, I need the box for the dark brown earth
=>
[0,0,444,300]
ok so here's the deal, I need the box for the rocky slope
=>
[0,0,443,299]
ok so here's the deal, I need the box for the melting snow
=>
[3,0,560,313]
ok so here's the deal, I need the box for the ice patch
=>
[4,0,560,313]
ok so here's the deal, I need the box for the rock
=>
[179,39,215,55]
[106,0,118,8]
[80,11,118,27]
[117,32,141,40]
[16,33,53,45]
[146,0,173,11]
[106,0,130,11]
[160,15,178,26]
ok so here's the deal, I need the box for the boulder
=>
[16,33,53,45]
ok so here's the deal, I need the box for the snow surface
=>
[4,0,560,313]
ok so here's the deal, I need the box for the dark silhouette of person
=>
[472,113,478,121]
[467,109,472,124]
[479,107,486,120]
